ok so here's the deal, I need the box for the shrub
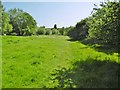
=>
[45,29,52,35]
[10,33,17,36]
[36,27,46,35]
[52,29,58,35]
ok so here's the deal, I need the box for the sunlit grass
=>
[2,35,118,88]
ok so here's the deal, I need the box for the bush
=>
[50,59,119,88]
[52,29,59,35]
[10,33,17,36]
[23,30,32,36]
[36,27,46,35]
[45,29,52,35]
[59,28,65,35]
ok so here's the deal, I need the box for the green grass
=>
[2,35,119,88]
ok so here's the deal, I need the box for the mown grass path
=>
[2,36,118,88]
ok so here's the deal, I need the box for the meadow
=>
[2,35,119,88]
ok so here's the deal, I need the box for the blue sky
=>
[3,2,99,28]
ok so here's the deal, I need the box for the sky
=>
[2,2,100,28]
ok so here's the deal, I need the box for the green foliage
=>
[52,29,59,35]
[87,1,120,45]
[67,27,77,40]
[2,12,13,35]
[51,59,119,88]
[50,67,75,88]
[59,27,65,35]
[75,18,89,40]
[10,32,17,36]
[1,1,120,88]
[45,28,52,35]
[0,1,3,35]
[36,26,46,35]
[67,18,89,40]
[8,8,23,35]
[0,2,13,35]
[8,8,37,36]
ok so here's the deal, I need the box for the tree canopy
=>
[0,1,3,35]
[87,1,120,45]
[8,8,37,36]
[66,1,120,48]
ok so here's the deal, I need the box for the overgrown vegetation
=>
[66,1,120,55]
[67,18,89,40]
[68,1,119,45]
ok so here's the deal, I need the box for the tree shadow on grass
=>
[50,59,119,88]
[67,38,78,42]
[92,45,118,55]
[67,38,118,55]
[81,39,119,55]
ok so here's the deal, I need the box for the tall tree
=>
[67,18,89,40]
[8,8,37,36]
[2,11,12,35]
[54,24,57,29]
[0,1,3,35]
[0,1,12,35]
[87,1,120,45]
[8,8,23,35]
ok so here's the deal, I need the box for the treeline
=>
[0,2,67,36]
[0,1,37,36]
[36,25,67,35]
[67,1,120,47]
[0,1,120,47]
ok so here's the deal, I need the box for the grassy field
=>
[2,35,119,88]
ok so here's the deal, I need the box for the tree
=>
[8,8,37,36]
[2,11,12,35]
[75,18,89,40]
[54,24,57,29]
[59,27,65,35]
[14,12,37,35]
[0,2,13,35]
[8,8,23,35]
[67,18,89,40]
[0,1,3,35]
[87,1,120,45]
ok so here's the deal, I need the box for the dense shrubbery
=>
[59,27,66,35]
[51,29,59,35]
[66,1,120,47]
[36,26,46,35]
[67,18,89,40]
[87,2,120,46]
[45,28,52,35]
[36,27,61,35]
